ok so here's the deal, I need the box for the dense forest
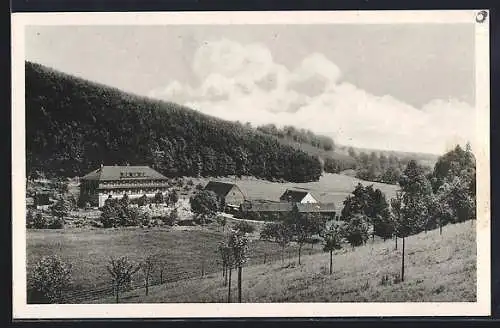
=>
[256,124,335,151]
[25,62,322,182]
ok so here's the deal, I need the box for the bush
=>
[162,209,178,226]
[195,183,204,191]
[235,220,256,234]
[27,211,47,229]
[46,217,64,229]
[28,255,72,303]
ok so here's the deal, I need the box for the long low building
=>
[80,165,170,207]
[240,199,337,220]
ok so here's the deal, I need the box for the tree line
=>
[26,61,322,183]
[323,147,432,185]
[259,143,475,280]
[256,123,335,151]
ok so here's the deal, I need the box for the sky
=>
[25,24,476,155]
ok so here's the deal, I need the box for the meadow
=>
[94,221,476,303]
[26,224,325,302]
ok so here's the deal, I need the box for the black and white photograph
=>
[11,10,490,318]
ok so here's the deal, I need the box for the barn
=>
[279,189,318,203]
[203,181,246,213]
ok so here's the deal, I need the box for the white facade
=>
[98,191,163,207]
[300,193,318,204]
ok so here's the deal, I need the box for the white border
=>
[11,10,491,319]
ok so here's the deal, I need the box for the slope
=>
[95,221,476,303]
[25,61,322,182]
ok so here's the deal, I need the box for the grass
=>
[26,224,324,297]
[94,221,476,303]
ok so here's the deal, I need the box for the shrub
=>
[27,211,47,229]
[46,217,64,229]
[195,183,204,191]
[235,220,255,234]
[162,209,178,226]
[186,179,194,186]
[28,255,72,303]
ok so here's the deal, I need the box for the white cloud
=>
[149,39,475,155]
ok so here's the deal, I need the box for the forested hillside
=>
[25,62,322,182]
[255,123,437,185]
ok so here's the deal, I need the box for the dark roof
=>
[204,181,244,198]
[242,201,336,213]
[279,189,314,202]
[81,166,168,181]
[297,203,336,213]
[242,201,293,212]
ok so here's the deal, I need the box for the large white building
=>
[79,165,170,207]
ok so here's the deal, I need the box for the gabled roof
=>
[204,181,244,198]
[279,189,313,202]
[81,166,168,181]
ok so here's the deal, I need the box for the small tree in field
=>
[285,205,312,265]
[28,255,72,303]
[218,241,234,301]
[106,256,139,303]
[260,222,292,263]
[320,222,344,275]
[218,241,231,287]
[228,230,249,303]
[343,213,370,248]
[140,254,158,296]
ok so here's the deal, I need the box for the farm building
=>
[279,189,318,203]
[79,165,170,207]
[240,200,337,221]
[204,181,246,213]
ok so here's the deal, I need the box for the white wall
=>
[300,193,318,203]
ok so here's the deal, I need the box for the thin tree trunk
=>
[440,223,442,235]
[264,253,267,264]
[329,250,333,275]
[227,267,232,303]
[160,270,163,284]
[145,276,149,296]
[115,283,119,303]
[281,246,284,264]
[401,237,405,282]
[298,245,302,265]
[395,236,398,250]
[237,266,242,303]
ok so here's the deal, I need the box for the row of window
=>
[100,188,168,195]
[120,172,147,178]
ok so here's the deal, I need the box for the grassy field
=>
[192,173,400,210]
[26,224,325,298]
[94,221,476,303]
